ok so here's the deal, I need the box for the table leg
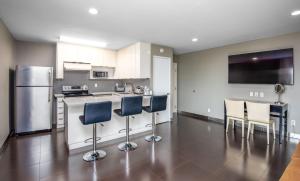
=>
[279,112,283,144]
[224,102,227,130]
[284,110,288,139]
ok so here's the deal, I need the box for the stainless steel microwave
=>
[92,71,108,78]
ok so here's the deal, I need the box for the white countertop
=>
[63,92,151,107]
[54,94,64,98]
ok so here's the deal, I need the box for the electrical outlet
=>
[94,83,98,88]
[254,92,259,97]
[250,92,254,97]
[259,92,264,98]
[208,108,211,113]
[291,120,296,127]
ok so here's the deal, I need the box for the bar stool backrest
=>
[121,96,143,116]
[82,101,112,125]
[246,101,270,124]
[225,99,245,119]
[150,95,168,112]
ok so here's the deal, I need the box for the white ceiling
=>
[0,0,300,54]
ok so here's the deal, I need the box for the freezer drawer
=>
[16,65,53,86]
[15,87,52,133]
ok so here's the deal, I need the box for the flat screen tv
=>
[228,48,294,85]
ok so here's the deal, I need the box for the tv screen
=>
[228,48,294,85]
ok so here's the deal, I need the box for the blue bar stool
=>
[114,96,143,151]
[143,95,168,142]
[79,101,112,162]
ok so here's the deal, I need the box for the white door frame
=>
[173,62,178,113]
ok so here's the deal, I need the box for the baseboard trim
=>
[289,133,300,139]
[179,111,224,124]
[0,131,13,155]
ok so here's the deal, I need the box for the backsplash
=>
[53,71,150,94]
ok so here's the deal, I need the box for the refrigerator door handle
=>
[48,87,51,102]
[48,69,51,85]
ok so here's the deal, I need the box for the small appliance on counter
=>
[143,86,152,95]
[62,85,93,97]
[134,86,144,94]
[115,83,125,92]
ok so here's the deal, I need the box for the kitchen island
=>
[63,93,152,151]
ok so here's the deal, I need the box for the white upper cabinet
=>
[56,42,117,79]
[102,49,117,67]
[115,42,151,79]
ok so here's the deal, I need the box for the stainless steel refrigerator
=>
[15,65,53,134]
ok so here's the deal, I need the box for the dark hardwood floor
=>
[0,114,297,181]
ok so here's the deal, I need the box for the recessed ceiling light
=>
[59,36,107,48]
[192,38,198,42]
[89,8,98,15]
[291,10,300,16]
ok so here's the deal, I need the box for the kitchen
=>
[14,40,175,152]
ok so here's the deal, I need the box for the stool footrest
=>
[145,124,152,128]
[118,128,132,133]
[84,137,101,143]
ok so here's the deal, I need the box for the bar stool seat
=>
[79,101,112,161]
[114,96,143,151]
[143,95,168,142]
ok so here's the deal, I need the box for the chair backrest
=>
[246,101,270,123]
[225,99,245,119]
[83,101,112,125]
[150,95,168,112]
[121,96,143,116]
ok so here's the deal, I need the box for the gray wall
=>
[15,41,55,67]
[0,19,15,147]
[176,32,300,134]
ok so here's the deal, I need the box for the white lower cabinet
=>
[65,99,153,150]
[56,97,64,128]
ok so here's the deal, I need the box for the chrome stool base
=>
[83,150,106,162]
[145,135,162,142]
[118,142,137,151]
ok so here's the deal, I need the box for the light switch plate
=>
[94,83,98,88]
[254,92,259,97]
[250,92,254,97]
[291,120,296,126]
[259,92,264,98]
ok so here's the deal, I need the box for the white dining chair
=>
[225,99,246,137]
[246,101,275,145]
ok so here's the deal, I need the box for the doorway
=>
[153,56,171,123]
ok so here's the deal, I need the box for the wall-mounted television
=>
[228,48,294,85]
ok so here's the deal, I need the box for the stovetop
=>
[63,92,93,97]
[62,86,93,97]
